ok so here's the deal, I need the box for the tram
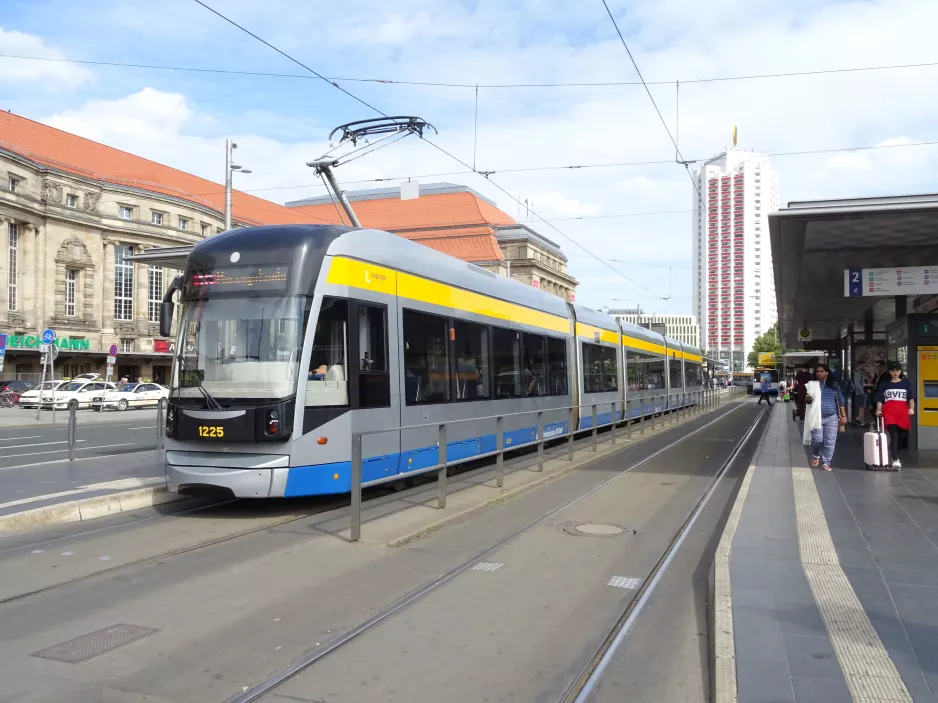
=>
[160,224,703,497]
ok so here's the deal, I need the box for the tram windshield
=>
[171,295,306,402]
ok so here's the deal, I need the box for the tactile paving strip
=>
[792,465,913,702]
[32,624,158,664]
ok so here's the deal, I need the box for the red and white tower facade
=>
[692,148,779,370]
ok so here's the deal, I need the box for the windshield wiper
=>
[176,354,224,411]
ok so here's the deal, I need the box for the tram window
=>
[583,343,617,393]
[627,352,646,391]
[668,356,683,389]
[522,333,547,397]
[454,320,490,401]
[547,337,568,396]
[646,357,665,390]
[357,304,390,408]
[684,361,702,388]
[403,309,450,405]
[307,297,349,407]
[492,327,521,398]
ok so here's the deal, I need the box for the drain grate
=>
[32,624,158,664]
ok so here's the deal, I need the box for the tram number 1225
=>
[198,426,225,438]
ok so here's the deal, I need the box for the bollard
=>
[156,401,165,450]
[351,433,362,542]
[591,404,598,452]
[438,424,448,509]
[536,411,544,472]
[610,401,617,444]
[627,400,632,441]
[68,405,76,461]
[567,406,576,461]
[496,416,504,487]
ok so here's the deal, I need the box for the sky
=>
[2,0,938,313]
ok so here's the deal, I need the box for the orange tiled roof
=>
[0,110,509,263]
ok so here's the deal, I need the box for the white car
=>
[47,380,117,411]
[18,380,69,410]
[91,382,169,412]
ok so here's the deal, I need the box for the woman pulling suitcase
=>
[875,361,916,470]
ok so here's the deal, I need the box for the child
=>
[875,361,916,470]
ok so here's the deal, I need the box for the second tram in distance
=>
[160,224,704,498]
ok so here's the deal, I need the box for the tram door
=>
[350,299,401,483]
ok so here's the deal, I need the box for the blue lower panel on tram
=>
[579,410,624,430]
[283,420,569,497]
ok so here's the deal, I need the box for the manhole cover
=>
[559,521,636,538]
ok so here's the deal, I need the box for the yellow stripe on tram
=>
[621,334,666,355]
[575,322,619,345]
[327,256,569,333]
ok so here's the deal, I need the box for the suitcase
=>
[864,417,890,470]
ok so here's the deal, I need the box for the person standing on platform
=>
[875,361,915,470]
[805,364,847,471]
[794,363,814,420]
[757,374,772,405]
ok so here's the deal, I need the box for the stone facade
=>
[495,225,579,302]
[0,149,224,381]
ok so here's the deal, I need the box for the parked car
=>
[18,380,68,409]
[46,380,117,411]
[91,382,169,412]
[0,380,35,405]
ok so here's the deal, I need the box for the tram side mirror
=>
[160,301,174,338]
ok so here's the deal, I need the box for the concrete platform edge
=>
[711,460,760,703]
[0,485,178,532]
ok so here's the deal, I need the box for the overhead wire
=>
[4,52,938,88]
[186,0,678,304]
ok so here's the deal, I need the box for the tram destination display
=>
[187,265,289,292]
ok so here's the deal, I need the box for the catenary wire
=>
[187,0,677,304]
[4,53,938,88]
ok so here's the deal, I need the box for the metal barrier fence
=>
[349,385,743,541]
[64,402,166,459]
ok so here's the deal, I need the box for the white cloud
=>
[824,151,874,172]
[525,190,601,218]
[20,0,938,313]
[0,26,94,88]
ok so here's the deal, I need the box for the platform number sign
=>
[847,269,862,297]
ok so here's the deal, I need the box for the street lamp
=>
[224,139,252,232]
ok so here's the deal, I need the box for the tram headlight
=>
[266,409,280,436]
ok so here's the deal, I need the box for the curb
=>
[0,486,183,533]
[388,399,742,548]
[710,460,757,703]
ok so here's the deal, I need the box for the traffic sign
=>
[109,344,119,357]
[0,333,6,350]
[107,355,117,365]
[41,329,56,345]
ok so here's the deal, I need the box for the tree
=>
[747,323,782,370]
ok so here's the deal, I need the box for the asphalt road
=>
[0,399,765,702]
[0,410,163,514]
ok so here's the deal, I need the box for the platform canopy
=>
[129,245,192,269]
[769,193,938,348]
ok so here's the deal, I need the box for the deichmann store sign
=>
[3,334,91,351]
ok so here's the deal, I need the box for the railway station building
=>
[0,111,577,383]
[770,192,938,450]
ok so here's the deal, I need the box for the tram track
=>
[227,401,755,703]
[0,400,731,608]
[559,404,768,702]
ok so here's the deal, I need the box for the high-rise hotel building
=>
[692,149,779,370]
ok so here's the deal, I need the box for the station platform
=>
[717,403,938,703]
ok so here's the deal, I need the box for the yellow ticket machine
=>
[916,347,938,449]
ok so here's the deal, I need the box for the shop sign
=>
[3,335,91,351]
[154,340,194,354]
